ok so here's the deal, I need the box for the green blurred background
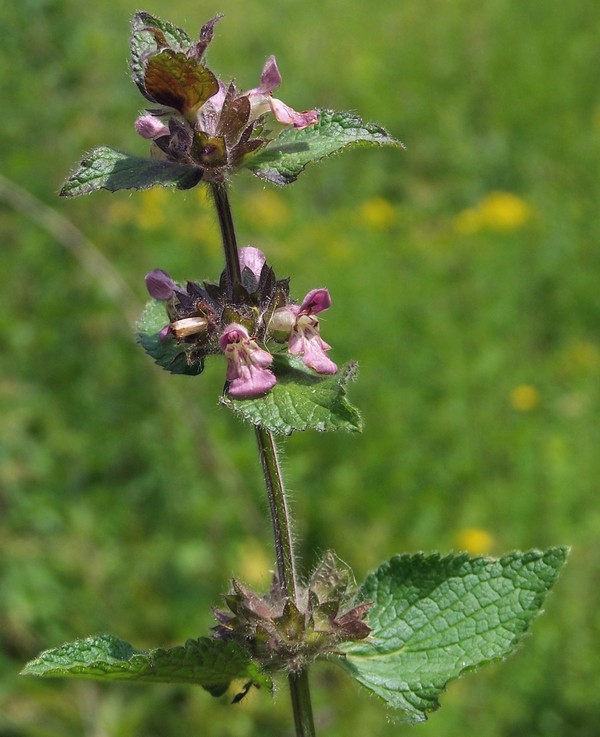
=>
[1,0,599,735]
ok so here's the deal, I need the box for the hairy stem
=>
[289,670,317,737]
[255,427,316,737]
[254,427,297,601]
[210,181,242,298]
[211,181,316,736]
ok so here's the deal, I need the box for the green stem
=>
[288,670,317,737]
[255,427,316,737]
[210,180,316,736]
[210,181,242,298]
[254,427,297,601]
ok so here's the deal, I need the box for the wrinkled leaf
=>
[144,51,219,114]
[221,355,363,435]
[335,548,568,723]
[22,633,271,696]
[137,299,204,376]
[247,109,404,184]
[131,11,192,97]
[60,147,202,197]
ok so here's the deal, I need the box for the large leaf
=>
[137,299,204,376]
[22,634,271,697]
[221,355,363,435]
[246,109,404,185]
[130,11,192,97]
[335,548,568,723]
[60,147,202,197]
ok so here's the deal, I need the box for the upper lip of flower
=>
[244,55,319,130]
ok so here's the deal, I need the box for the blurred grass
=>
[1,0,599,735]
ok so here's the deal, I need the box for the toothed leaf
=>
[247,109,404,184]
[334,548,568,723]
[221,355,363,434]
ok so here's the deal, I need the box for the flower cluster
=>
[213,552,371,672]
[145,248,337,398]
[132,13,318,184]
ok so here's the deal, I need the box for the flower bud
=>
[145,269,175,300]
[171,316,209,339]
[268,307,297,342]
[135,115,170,139]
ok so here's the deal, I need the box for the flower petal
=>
[289,314,337,374]
[228,363,277,398]
[270,98,319,129]
[135,115,170,139]
[239,246,266,279]
[220,323,277,398]
[196,81,228,135]
[299,288,332,315]
[145,269,175,300]
[258,55,282,94]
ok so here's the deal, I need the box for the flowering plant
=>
[23,12,567,737]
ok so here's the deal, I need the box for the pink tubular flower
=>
[246,56,319,130]
[239,246,266,279]
[272,289,337,374]
[135,114,170,140]
[220,324,276,398]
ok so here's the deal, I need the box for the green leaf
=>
[130,11,192,97]
[334,548,568,723]
[60,147,202,197]
[137,299,204,376]
[246,109,404,185]
[221,355,363,435]
[21,634,271,696]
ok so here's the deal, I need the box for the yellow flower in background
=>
[510,384,540,412]
[456,528,495,555]
[359,196,396,230]
[559,338,600,375]
[106,198,137,225]
[242,189,291,229]
[453,191,533,234]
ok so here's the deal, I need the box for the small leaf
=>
[22,633,271,695]
[137,299,204,376]
[246,109,404,185]
[334,548,568,723]
[130,12,192,98]
[144,51,219,114]
[60,147,202,197]
[221,355,363,435]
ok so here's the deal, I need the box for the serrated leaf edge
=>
[330,547,569,723]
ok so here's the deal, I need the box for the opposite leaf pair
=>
[23,548,568,724]
[59,11,402,198]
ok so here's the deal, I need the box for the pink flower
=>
[145,268,176,300]
[135,115,170,140]
[246,56,319,130]
[220,324,276,398]
[271,289,337,374]
[239,246,266,279]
